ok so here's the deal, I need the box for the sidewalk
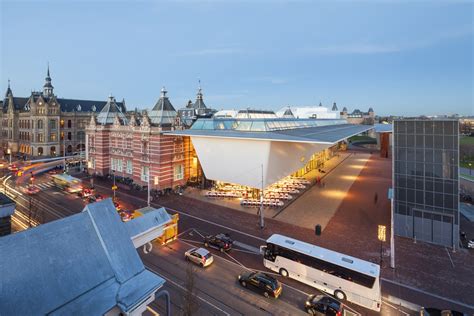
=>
[182,151,355,224]
[87,153,474,311]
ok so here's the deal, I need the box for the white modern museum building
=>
[167,117,372,189]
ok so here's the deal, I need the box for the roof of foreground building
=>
[0,198,165,315]
[167,118,372,144]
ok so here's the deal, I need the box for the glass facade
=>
[393,120,459,248]
[190,118,347,132]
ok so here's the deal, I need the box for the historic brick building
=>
[0,67,125,158]
[86,88,196,191]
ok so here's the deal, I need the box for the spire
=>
[5,79,13,97]
[196,79,203,101]
[319,102,322,107]
[43,63,54,97]
[160,86,167,98]
[332,102,338,111]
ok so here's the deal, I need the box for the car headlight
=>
[238,275,241,280]
[305,301,311,306]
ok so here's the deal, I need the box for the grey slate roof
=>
[166,123,373,144]
[96,95,128,125]
[2,95,124,113]
[149,87,177,126]
[0,198,165,315]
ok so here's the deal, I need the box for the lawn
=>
[460,136,474,145]
[349,135,376,143]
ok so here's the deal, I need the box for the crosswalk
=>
[19,181,55,192]
[35,181,55,190]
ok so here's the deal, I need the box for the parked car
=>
[114,201,121,211]
[87,194,104,204]
[119,210,133,222]
[184,247,214,267]
[204,233,233,252]
[420,307,465,316]
[305,294,343,316]
[468,239,474,249]
[237,271,282,299]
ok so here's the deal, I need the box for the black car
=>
[305,294,342,316]
[237,271,282,298]
[204,233,233,252]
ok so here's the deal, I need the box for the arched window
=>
[67,145,73,153]
[50,146,56,156]
[38,147,44,156]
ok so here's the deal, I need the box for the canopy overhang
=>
[166,124,373,188]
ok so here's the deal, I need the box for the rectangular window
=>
[50,119,57,130]
[117,159,123,172]
[50,133,57,142]
[174,164,184,180]
[126,160,133,174]
[111,158,115,171]
[38,134,44,142]
[141,166,149,182]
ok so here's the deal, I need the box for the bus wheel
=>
[279,268,289,277]
[334,290,346,301]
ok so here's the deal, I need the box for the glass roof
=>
[190,118,347,132]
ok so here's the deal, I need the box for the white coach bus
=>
[260,234,381,312]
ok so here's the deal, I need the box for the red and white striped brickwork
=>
[86,124,191,190]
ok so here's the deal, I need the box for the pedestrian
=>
[374,192,378,204]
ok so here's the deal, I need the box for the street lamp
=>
[469,163,472,176]
[113,170,116,201]
[7,148,11,165]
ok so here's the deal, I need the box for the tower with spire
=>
[43,64,54,97]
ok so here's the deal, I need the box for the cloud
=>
[309,25,473,55]
[176,48,244,56]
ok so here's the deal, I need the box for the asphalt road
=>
[3,172,419,315]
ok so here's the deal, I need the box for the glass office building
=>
[393,119,459,248]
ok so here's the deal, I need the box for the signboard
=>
[378,225,386,242]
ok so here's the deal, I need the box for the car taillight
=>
[336,312,342,316]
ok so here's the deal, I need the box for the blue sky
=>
[1,0,473,116]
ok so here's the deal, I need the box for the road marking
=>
[381,278,474,310]
[93,182,267,242]
[233,241,261,254]
[445,247,455,268]
[382,300,410,316]
[145,265,231,316]
[223,251,246,267]
[146,306,160,316]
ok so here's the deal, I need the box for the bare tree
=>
[182,262,199,316]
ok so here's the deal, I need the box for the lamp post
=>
[147,168,151,207]
[7,148,11,165]
[113,170,116,201]
[259,164,264,229]
[469,163,472,176]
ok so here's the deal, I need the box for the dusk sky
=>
[1,0,473,116]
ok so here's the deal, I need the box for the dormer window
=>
[92,105,96,112]
[77,104,81,111]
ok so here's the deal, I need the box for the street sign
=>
[378,225,386,242]
[112,185,118,190]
